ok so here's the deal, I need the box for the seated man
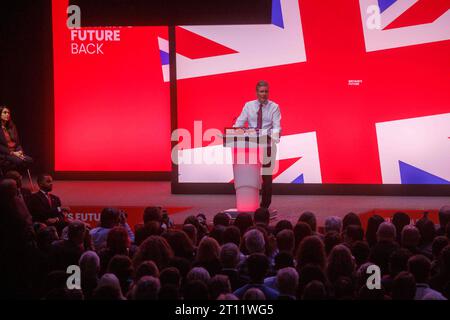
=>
[4,170,32,206]
[28,174,67,233]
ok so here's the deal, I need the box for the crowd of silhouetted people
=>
[1,172,449,300]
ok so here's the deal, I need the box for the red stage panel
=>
[52,0,171,171]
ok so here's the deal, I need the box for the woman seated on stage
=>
[0,105,33,171]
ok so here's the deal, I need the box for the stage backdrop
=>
[172,0,450,186]
[52,0,171,172]
[53,0,450,187]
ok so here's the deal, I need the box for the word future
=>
[70,30,121,55]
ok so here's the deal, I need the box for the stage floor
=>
[42,180,449,228]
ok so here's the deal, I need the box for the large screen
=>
[52,0,171,172]
[174,0,450,185]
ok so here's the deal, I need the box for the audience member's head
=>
[107,254,133,293]
[220,243,240,269]
[133,236,174,270]
[302,281,327,300]
[277,267,298,297]
[392,212,411,242]
[68,220,86,246]
[106,226,130,254]
[4,170,23,189]
[182,224,198,246]
[254,207,270,225]
[391,271,416,300]
[274,251,295,270]
[247,253,270,284]
[274,220,293,236]
[333,276,354,300]
[183,280,209,300]
[298,211,317,232]
[186,267,211,284]
[222,225,241,247]
[213,212,231,227]
[344,225,364,244]
[132,276,160,300]
[376,222,397,242]
[37,226,59,252]
[415,215,436,245]
[234,212,254,235]
[293,221,312,251]
[217,293,238,300]
[351,240,370,267]
[99,207,121,229]
[296,236,326,271]
[143,206,162,224]
[276,229,295,254]
[324,216,342,234]
[327,244,355,283]
[135,221,161,246]
[244,229,265,254]
[401,225,420,248]
[297,264,327,298]
[407,254,431,284]
[79,250,100,279]
[93,273,125,300]
[163,230,195,260]
[159,267,181,288]
[158,284,181,300]
[388,248,412,278]
[196,236,221,263]
[324,231,342,255]
[438,206,450,231]
[431,236,449,260]
[365,215,385,247]
[208,275,231,300]
[243,288,266,300]
[37,174,53,193]
[209,225,226,245]
[134,260,159,281]
[342,212,362,231]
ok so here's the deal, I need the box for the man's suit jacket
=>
[28,190,63,223]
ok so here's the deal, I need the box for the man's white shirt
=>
[233,100,282,142]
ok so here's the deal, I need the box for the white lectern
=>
[222,127,273,218]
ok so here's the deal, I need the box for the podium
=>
[222,127,274,218]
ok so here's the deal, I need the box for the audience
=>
[2,182,448,301]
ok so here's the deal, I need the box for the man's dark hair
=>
[223,225,241,247]
[431,236,449,259]
[274,251,294,270]
[407,254,431,284]
[143,207,162,224]
[298,211,317,232]
[415,215,436,244]
[345,225,364,242]
[324,231,342,255]
[351,240,370,267]
[213,212,231,227]
[438,206,450,230]
[256,80,269,90]
[274,220,293,236]
[247,253,270,283]
[392,271,416,300]
[366,215,385,247]
[100,207,121,228]
[302,280,327,300]
[160,267,181,288]
[342,212,362,230]
[182,280,209,300]
[254,207,270,225]
[388,248,412,277]
[392,212,411,242]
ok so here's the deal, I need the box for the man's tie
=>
[46,193,52,207]
[257,103,263,129]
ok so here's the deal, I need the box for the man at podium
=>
[233,80,282,209]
